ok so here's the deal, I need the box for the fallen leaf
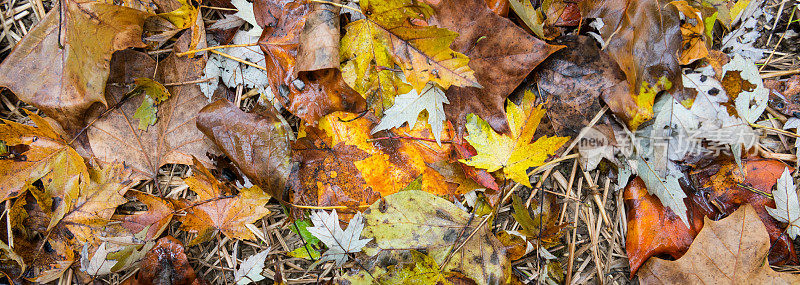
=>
[0,1,150,133]
[339,250,478,284]
[766,167,800,239]
[114,191,176,241]
[137,236,206,285]
[307,210,372,267]
[533,36,627,139]
[372,82,449,144]
[86,49,220,179]
[362,190,510,284]
[287,69,367,125]
[235,249,270,285]
[722,54,768,123]
[765,75,800,117]
[196,99,292,201]
[178,158,272,245]
[341,0,479,100]
[256,0,308,98]
[460,92,569,187]
[485,0,510,16]
[638,205,800,284]
[431,0,562,134]
[80,242,118,276]
[671,1,709,65]
[295,0,341,73]
[581,0,684,129]
[132,78,172,130]
[0,110,88,201]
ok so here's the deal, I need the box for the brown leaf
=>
[690,158,799,265]
[295,0,341,73]
[485,0,510,16]
[766,75,800,117]
[256,0,308,97]
[581,0,684,129]
[671,1,708,65]
[287,69,366,125]
[638,205,800,284]
[115,191,176,241]
[196,99,292,201]
[86,49,220,179]
[177,158,272,245]
[533,36,626,139]
[137,236,207,285]
[0,1,150,134]
[427,0,562,134]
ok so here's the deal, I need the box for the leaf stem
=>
[208,49,269,71]
[309,0,362,13]
[176,43,260,57]
[368,135,452,144]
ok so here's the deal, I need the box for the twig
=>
[176,42,260,57]
[209,49,269,71]
[309,0,362,13]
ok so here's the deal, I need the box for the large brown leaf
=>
[0,1,150,133]
[86,50,220,179]
[427,0,562,134]
[196,99,292,201]
[294,0,341,73]
[581,0,684,129]
[639,205,800,284]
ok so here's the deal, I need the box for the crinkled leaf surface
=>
[0,1,150,133]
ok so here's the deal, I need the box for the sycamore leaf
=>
[639,205,800,284]
[339,250,478,284]
[114,191,175,241]
[509,0,547,39]
[372,83,449,144]
[178,158,271,245]
[766,167,800,239]
[235,249,270,285]
[0,1,150,133]
[340,0,478,116]
[460,93,569,187]
[0,110,88,201]
[307,210,371,267]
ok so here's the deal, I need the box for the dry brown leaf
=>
[0,1,150,134]
[177,158,272,245]
[427,0,562,134]
[639,205,800,284]
[196,99,292,201]
[86,49,220,179]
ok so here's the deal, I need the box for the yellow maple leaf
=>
[460,91,569,187]
[340,0,479,115]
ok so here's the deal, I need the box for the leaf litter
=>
[0,0,799,283]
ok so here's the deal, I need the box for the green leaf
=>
[290,219,321,247]
[133,96,158,131]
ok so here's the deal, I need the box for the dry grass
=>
[0,0,798,284]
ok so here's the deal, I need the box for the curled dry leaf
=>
[429,0,562,134]
[638,205,800,284]
[86,50,220,179]
[581,0,684,129]
[533,35,626,139]
[0,110,88,201]
[0,1,150,134]
[178,158,272,245]
[196,99,292,201]
[295,0,341,73]
[137,236,207,285]
[362,190,510,285]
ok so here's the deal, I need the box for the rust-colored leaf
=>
[670,1,708,65]
[287,69,366,126]
[638,205,800,284]
[295,0,341,73]
[86,49,220,179]
[0,1,150,133]
[196,99,292,201]
[428,0,562,134]
[256,0,308,98]
[114,191,176,241]
[137,236,207,285]
[177,158,272,245]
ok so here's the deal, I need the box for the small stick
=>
[209,49,268,72]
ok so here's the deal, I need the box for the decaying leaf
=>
[136,236,206,285]
[295,0,341,73]
[178,158,272,245]
[197,99,292,201]
[256,0,308,98]
[338,250,478,284]
[460,92,569,187]
[115,191,176,241]
[87,50,220,179]
[0,1,150,133]
[0,110,88,201]
[638,205,800,284]
[766,167,800,239]
[671,1,709,65]
[722,54,768,123]
[362,190,510,285]
[307,210,371,267]
[340,0,478,116]
[431,0,562,134]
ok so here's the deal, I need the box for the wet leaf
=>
[114,191,176,241]
[307,210,371,267]
[671,1,708,65]
[722,54,768,123]
[0,1,150,133]
[767,168,800,239]
[137,236,206,285]
[460,92,569,187]
[431,0,562,134]
[178,158,272,245]
[295,0,341,73]
[196,99,292,201]
[339,250,478,284]
[256,0,308,98]
[86,49,220,179]
[372,83,449,144]
[638,205,800,284]
[235,249,270,285]
[0,110,88,201]
[362,190,510,285]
